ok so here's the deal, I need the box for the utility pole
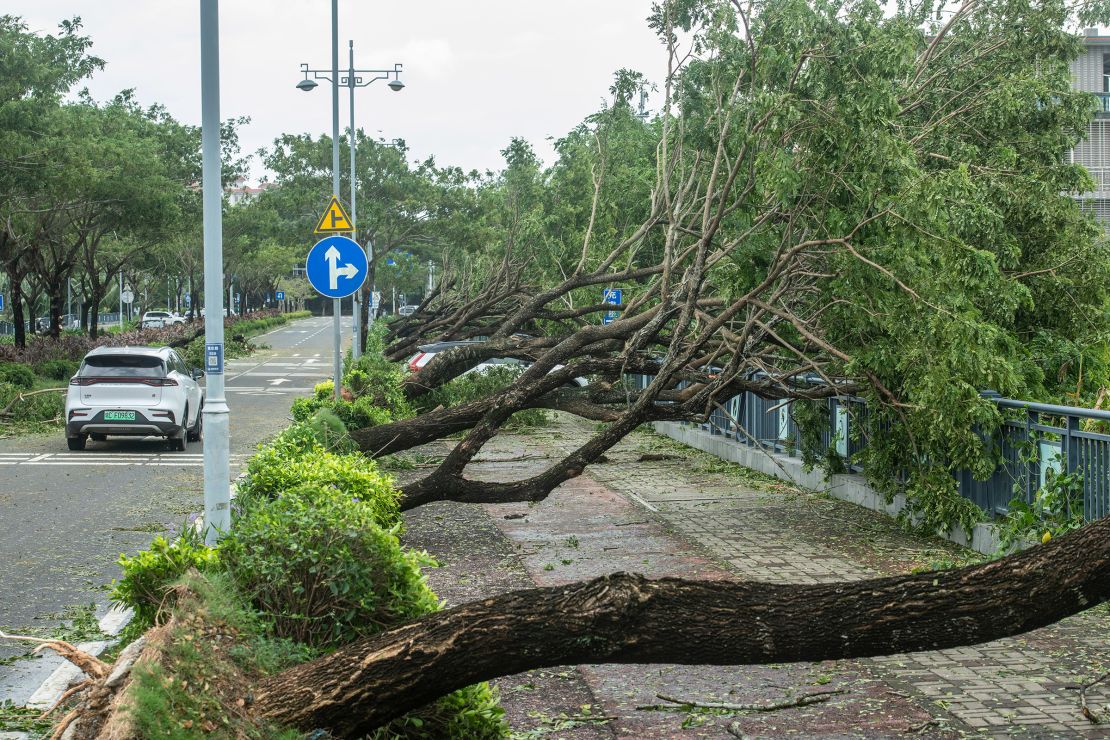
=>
[330,0,342,400]
[118,272,123,331]
[200,0,230,545]
[349,40,361,361]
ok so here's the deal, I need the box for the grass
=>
[121,571,309,739]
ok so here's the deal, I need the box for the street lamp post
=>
[297,48,402,366]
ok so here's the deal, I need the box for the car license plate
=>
[104,410,136,422]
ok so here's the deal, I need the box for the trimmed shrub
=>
[0,362,35,389]
[222,482,438,647]
[111,533,220,626]
[237,428,400,527]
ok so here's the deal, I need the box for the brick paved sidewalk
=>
[397,414,1110,737]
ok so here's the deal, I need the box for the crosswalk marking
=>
[0,452,248,467]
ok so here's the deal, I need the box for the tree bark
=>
[253,516,1110,735]
[10,275,26,349]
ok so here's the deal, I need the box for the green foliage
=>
[0,362,34,389]
[371,681,507,739]
[998,468,1086,554]
[111,532,220,627]
[33,359,78,380]
[0,381,64,426]
[419,365,548,428]
[237,426,400,527]
[222,482,438,647]
[291,394,395,431]
[344,351,413,419]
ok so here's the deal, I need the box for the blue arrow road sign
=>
[275,291,285,301]
[0,294,4,312]
[306,236,368,299]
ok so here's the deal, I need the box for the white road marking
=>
[268,378,291,385]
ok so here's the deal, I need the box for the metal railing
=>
[628,374,1110,521]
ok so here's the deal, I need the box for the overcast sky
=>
[9,1,666,182]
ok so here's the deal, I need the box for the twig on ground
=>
[905,718,938,733]
[639,689,846,714]
[1077,670,1110,723]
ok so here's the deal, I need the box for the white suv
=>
[140,310,186,329]
[65,346,205,451]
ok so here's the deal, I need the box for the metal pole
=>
[200,0,230,545]
[330,0,343,400]
[349,40,361,361]
[118,272,123,331]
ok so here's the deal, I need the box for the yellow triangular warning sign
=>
[314,195,354,233]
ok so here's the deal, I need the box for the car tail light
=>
[407,353,426,372]
[69,408,90,418]
[69,377,177,386]
[151,410,174,421]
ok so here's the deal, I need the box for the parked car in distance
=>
[406,339,588,388]
[140,310,186,329]
[65,346,205,451]
[198,307,236,318]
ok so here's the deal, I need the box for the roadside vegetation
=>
[0,310,310,438]
[90,342,508,738]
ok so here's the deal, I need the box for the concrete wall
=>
[652,421,1002,556]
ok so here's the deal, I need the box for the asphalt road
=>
[0,315,350,663]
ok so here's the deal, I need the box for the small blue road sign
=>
[205,343,224,375]
[602,287,622,324]
[306,235,368,299]
[0,294,4,312]
[275,291,285,301]
[185,294,191,307]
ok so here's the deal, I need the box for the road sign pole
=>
[200,0,230,545]
[330,0,343,401]
[349,40,362,362]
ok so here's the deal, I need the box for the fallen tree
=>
[253,515,1110,734]
[352,0,1110,537]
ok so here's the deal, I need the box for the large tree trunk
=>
[88,284,102,340]
[253,516,1110,735]
[10,274,26,349]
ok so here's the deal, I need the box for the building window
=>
[1103,52,1110,91]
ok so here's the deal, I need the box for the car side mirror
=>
[191,368,205,380]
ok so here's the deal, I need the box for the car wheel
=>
[91,433,107,442]
[187,405,203,442]
[67,435,87,451]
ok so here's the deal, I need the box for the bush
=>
[222,482,438,647]
[371,682,507,739]
[343,352,413,420]
[33,359,79,381]
[0,382,65,422]
[111,532,220,627]
[0,362,35,389]
[291,395,394,430]
[238,428,400,527]
[420,365,548,428]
